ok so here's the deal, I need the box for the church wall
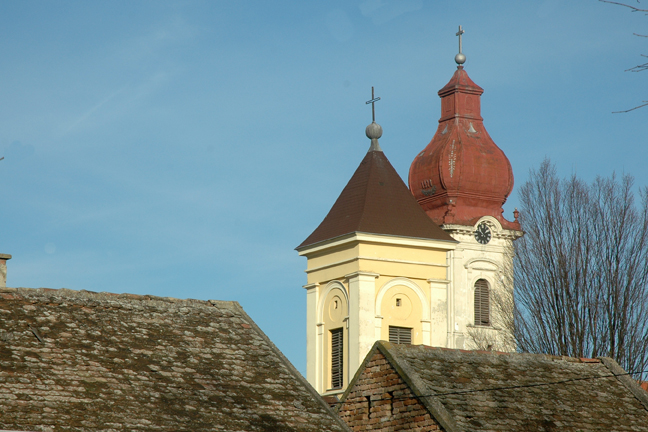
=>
[305,241,448,285]
[378,284,424,344]
[307,263,360,286]
[306,243,359,272]
[301,235,453,394]
[357,243,446,265]
[305,243,360,285]
[302,222,520,394]
[358,260,446,281]
[428,281,449,347]
[443,217,519,351]
[321,284,349,393]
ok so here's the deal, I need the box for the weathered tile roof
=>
[341,341,648,432]
[297,148,456,250]
[0,287,350,432]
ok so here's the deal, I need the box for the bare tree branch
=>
[625,54,648,72]
[601,0,648,111]
[514,160,648,380]
[599,0,648,13]
[613,101,648,112]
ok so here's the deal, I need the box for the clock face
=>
[475,223,491,245]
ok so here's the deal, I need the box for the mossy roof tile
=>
[0,287,349,432]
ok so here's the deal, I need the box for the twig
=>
[599,0,648,13]
[613,101,648,113]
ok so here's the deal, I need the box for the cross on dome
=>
[455,25,466,65]
[365,86,381,123]
[364,86,383,151]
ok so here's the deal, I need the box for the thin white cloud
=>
[63,85,128,134]
[359,0,423,25]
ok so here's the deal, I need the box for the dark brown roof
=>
[0,287,350,432]
[297,149,456,249]
[341,341,648,432]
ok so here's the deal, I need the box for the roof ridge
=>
[356,149,378,229]
[413,344,604,363]
[232,298,353,431]
[599,357,648,412]
[0,287,234,311]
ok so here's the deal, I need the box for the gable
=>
[337,351,443,431]
[0,287,349,432]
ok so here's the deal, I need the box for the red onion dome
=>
[408,66,519,230]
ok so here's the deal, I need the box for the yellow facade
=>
[299,232,455,394]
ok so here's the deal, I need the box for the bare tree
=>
[514,159,648,379]
[600,0,648,112]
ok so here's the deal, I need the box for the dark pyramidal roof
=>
[341,341,648,432]
[0,287,350,432]
[298,147,455,249]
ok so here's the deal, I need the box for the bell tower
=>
[298,28,522,396]
[297,89,456,396]
[408,26,523,351]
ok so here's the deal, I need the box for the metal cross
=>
[365,86,381,123]
[456,25,464,54]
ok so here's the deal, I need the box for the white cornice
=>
[344,271,380,279]
[442,223,524,241]
[297,232,457,256]
[427,278,451,285]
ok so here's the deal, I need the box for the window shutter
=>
[331,328,343,389]
[388,326,412,344]
[474,279,491,326]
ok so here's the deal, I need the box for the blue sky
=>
[0,0,645,374]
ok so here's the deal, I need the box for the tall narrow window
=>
[388,326,412,344]
[474,279,490,326]
[330,328,343,389]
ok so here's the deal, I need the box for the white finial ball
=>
[365,122,383,140]
[455,53,466,65]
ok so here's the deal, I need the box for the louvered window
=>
[474,279,491,326]
[330,328,343,389]
[388,326,412,344]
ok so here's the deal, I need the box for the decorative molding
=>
[427,278,451,285]
[464,257,501,271]
[441,221,523,241]
[344,271,379,280]
[375,277,430,321]
[297,232,456,256]
[317,281,348,324]
[466,323,502,331]
[305,256,448,274]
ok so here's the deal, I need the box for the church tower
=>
[408,27,523,352]
[298,29,522,396]
[296,92,456,396]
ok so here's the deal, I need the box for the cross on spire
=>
[454,25,466,65]
[456,25,464,54]
[365,86,381,123]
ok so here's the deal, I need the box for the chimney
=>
[0,254,11,287]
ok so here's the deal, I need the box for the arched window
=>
[474,279,490,326]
